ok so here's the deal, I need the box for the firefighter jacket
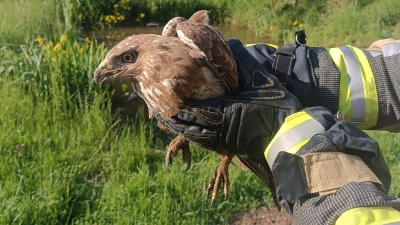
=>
[265,107,400,225]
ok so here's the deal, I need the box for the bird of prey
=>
[161,10,240,204]
[93,11,278,206]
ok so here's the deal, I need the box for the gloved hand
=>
[155,38,302,158]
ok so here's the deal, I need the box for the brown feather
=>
[188,10,209,24]
[163,10,238,94]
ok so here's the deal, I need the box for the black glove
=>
[155,39,302,157]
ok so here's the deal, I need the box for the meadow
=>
[0,0,399,224]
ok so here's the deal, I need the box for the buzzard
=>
[93,10,239,204]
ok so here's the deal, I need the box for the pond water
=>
[88,24,270,46]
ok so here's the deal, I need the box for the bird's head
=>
[93,36,140,90]
[93,34,213,119]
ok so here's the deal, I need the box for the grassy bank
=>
[227,0,400,46]
[1,0,400,224]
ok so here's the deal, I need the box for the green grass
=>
[0,0,66,45]
[366,131,400,197]
[227,0,400,46]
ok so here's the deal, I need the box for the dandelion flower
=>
[53,42,61,51]
[60,34,67,43]
[85,37,91,43]
[35,36,43,44]
[140,13,145,18]
[293,19,298,26]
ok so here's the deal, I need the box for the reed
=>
[0,0,65,45]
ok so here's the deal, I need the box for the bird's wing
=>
[188,10,209,24]
[176,21,238,94]
[236,155,280,209]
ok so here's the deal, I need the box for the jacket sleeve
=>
[245,41,400,132]
[266,107,400,225]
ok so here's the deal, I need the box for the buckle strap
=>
[273,151,383,204]
[302,152,382,195]
[272,44,296,90]
[272,29,308,91]
[295,28,308,46]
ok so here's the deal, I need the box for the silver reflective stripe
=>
[339,46,366,123]
[381,43,400,56]
[368,50,383,57]
[266,118,325,166]
[385,222,400,225]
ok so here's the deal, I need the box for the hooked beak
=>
[93,61,125,86]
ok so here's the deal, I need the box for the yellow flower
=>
[35,36,43,44]
[85,37,90,43]
[120,15,125,20]
[51,56,57,63]
[298,23,303,28]
[60,34,67,43]
[121,83,128,92]
[79,47,84,53]
[140,13,145,18]
[114,4,118,8]
[105,15,111,23]
[292,19,298,26]
[268,25,274,31]
[53,42,61,51]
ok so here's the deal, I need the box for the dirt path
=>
[230,206,294,225]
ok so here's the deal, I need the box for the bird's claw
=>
[206,154,233,205]
[165,137,191,172]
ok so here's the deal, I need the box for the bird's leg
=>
[207,153,234,205]
[165,136,192,172]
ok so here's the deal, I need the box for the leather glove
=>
[155,39,302,157]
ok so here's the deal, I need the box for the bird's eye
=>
[122,53,135,63]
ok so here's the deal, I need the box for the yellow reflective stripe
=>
[351,47,379,129]
[264,111,325,166]
[286,138,310,155]
[327,46,378,129]
[335,207,400,225]
[245,43,278,49]
[327,47,353,122]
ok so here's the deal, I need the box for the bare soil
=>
[230,206,294,225]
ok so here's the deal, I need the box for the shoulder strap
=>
[272,29,308,91]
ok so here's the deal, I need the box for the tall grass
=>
[0,0,65,45]
[226,0,400,46]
